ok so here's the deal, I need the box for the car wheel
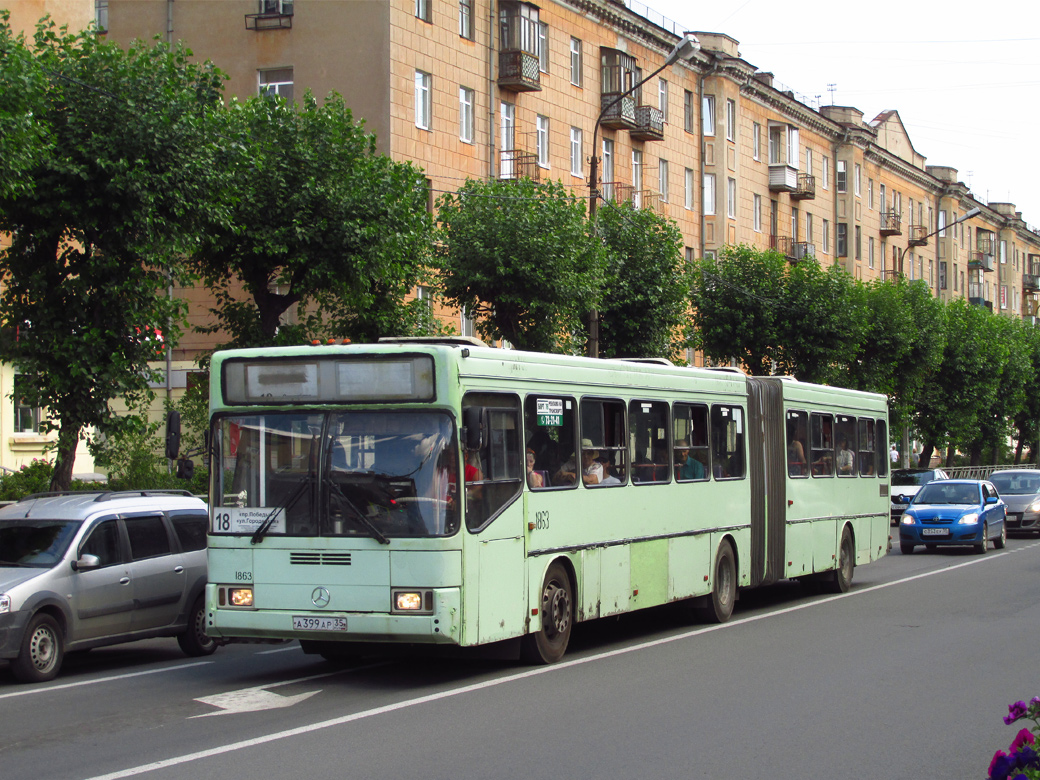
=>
[825,527,854,593]
[974,523,988,555]
[900,543,915,555]
[520,561,573,664]
[995,519,1007,550]
[695,540,738,622]
[177,596,218,657]
[11,613,64,683]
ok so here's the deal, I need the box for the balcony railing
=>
[768,164,797,192]
[498,150,540,181]
[880,211,901,236]
[246,9,293,29]
[498,50,541,92]
[599,92,636,130]
[969,296,994,311]
[1024,273,1040,293]
[790,173,815,200]
[770,235,792,256]
[908,224,929,246]
[976,237,994,254]
[968,251,994,272]
[629,105,664,141]
[789,242,815,262]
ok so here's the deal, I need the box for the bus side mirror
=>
[165,410,181,460]
[462,406,487,451]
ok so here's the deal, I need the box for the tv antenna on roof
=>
[827,83,837,105]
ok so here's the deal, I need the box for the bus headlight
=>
[229,587,254,607]
[392,589,433,614]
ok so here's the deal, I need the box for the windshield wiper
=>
[251,474,313,545]
[327,480,390,545]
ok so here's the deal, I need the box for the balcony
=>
[768,164,798,193]
[629,105,664,141]
[1024,273,1040,293]
[1024,315,1039,327]
[770,235,792,257]
[968,252,994,272]
[790,173,815,200]
[908,224,929,247]
[245,9,293,29]
[599,93,636,130]
[623,189,663,213]
[789,242,816,263]
[498,150,540,182]
[969,296,994,312]
[498,49,541,92]
[976,237,994,255]
[880,211,901,236]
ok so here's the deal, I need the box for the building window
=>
[460,306,476,337]
[459,0,474,38]
[752,123,761,161]
[822,157,829,189]
[536,115,549,168]
[685,168,694,210]
[867,179,874,210]
[938,210,947,237]
[95,0,109,31]
[416,0,431,23]
[727,177,736,218]
[725,99,735,141]
[939,261,948,290]
[500,101,515,177]
[633,151,643,203]
[856,226,862,261]
[459,87,474,143]
[822,219,830,253]
[768,126,782,164]
[570,38,582,86]
[1001,240,1008,264]
[836,160,847,193]
[753,194,762,232]
[805,147,813,177]
[786,127,799,169]
[702,95,715,136]
[868,235,874,269]
[260,0,294,12]
[13,376,39,434]
[658,159,669,202]
[681,90,693,133]
[259,67,293,100]
[854,164,861,196]
[658,79,669,123]
[570,127,583,176]
[703,174,716,215]
[837,223,848,257]
[602,138,614,200]
[806,213,813,244]
[415,71,431,130]
[538,22,548,72]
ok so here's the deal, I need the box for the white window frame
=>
[459,87,474,143]
[787,127,799,169]
[570,127,583,177]
[822,219,830,253]
[726,177,736,218]
[725,99,735,141]
[685,168,694,210]
[633,150,643,204]
[415,0,430,23]
[658,159,669,202]
[259,67,294,100]
[536,114,550,168]
[836,160,847,193]
[753,193,762,232]
[752,123,761,161]
[822,156,829,190]
[702,95,715,136]
[570,37,582,86]
[459,0,474,39]
[537,22,548,73]
[854,163,862,196]
[415,71,431,130]
[659,79,668,123]
[703,174,716,215]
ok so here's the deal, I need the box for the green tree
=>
[1012,323,1040,463]
[595,202,690,359]
[0,20,225,490]
[968,315,1026,465]
[689,245,788,375]
[192,92,435,348]
[914,300,1008,466]
[436,177,605,353]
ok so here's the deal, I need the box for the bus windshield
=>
[214,411,459,538]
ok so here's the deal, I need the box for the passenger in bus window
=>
[836,434,855,475]
[557,439,603,485]
[786,420,807,476]
[675,440,705,480]
[526,448,545,489]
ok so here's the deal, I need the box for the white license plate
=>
[921,528,949,537]
[292,616,347,631]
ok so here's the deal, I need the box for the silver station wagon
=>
[0,490,215,683]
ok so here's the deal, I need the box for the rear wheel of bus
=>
[521,561,573,664]
[695,540,736,623]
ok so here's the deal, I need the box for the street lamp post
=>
[895,204,981,467]
[586,32,700,358]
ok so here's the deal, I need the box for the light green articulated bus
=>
[205,338,890,663]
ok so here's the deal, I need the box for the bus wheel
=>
[696,540,736,623]
[826,527,854,593]
[520,562,573,665]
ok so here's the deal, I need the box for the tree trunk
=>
[968,441,982,467]
[919,444,935,469]
[49,421,82,492]
[1015,437,1024,465]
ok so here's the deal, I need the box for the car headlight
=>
[0,594,9,613]
[957,513,979,525]
[1028,500,1040,514]
[900,514,915,525]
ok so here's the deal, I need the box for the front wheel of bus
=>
[696,540,736,624]
[826,527,854,593]
[521,561,573,665]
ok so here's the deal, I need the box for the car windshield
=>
[892,470,939,486]
[214,410,460,539]
[0,520,81,568]
[989,473,1040,495]
[915,483,980,506]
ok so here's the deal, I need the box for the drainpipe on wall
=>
[487,4,496,179]
[167,0,174,43]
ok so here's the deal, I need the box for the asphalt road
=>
[3,534,1038,780]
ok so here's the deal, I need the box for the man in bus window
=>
[556,439,603,485]
[836,434,855,475]
[675,440,705,480]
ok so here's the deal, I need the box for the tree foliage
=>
[191,92,435,348]
[0,20,225,489]
[594,202,690,359]
[436,178,605,353]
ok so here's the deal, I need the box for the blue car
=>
[897,479,1007,555]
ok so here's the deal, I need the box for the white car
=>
[890,468,949,524]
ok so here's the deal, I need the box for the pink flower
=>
[1010,729,1036,754]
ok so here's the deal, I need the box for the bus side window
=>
[673,403,709,482]
[524,395,577,489]
[462,393,523,532]
[857,418,876,476]
[630,400,670,485]
[834,415,857,477]
[810,413,834,477]
[786,410,808,478]
[875,419,888,477]
[710,405,745,480]
[580,398,627,487]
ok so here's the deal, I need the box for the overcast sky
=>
[638,0,1040,228]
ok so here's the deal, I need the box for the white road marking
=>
[192,688,320,717]
[0,662,214,701]
[82,545,1034,780]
